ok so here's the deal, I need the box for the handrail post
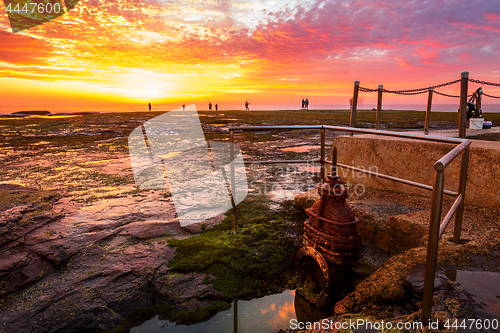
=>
[350,81,360,136]
[425,87,433,135]
[229,129,237,233]
[453,146,469,243]
[320,128,326,182]
[422,169,445,324]
[331,147,337,176]
[459,72,469,138]
[376,85,383,130]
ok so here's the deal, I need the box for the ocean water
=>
[1,103,500,114]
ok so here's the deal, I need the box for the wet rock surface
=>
[0,190,231,332]
[0,183,212,332]
[0,112,328,332]
[1,112,499,332]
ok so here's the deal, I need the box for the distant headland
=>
[12,110,51,115]
[0,111,101,118]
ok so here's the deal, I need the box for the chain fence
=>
[358,77,500,99]
[433,90,459,98]
[469,78,500,87]
[470,78,500,98]
[359,79,460,95]
[483,93,500,99]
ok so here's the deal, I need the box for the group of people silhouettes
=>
[301,99,309,109]
[208,102,219,111]
[148,99,313,111]
[211,101,249,110]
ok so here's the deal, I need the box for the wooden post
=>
[376,85,383,130]
[477,88,482,117]
[459,72,469,138]
[425,87,433,135]
[349,81,360,136]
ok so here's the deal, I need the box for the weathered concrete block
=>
[327,134,500,209]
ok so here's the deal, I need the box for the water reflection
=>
[131,290,333,333]
[444,269,500,319]
[280,145,321,153]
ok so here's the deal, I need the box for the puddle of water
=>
[131,290,332,333]
[445,270,500,319]
[268,190,304,202]
[301,166,321,173]
[32,141,52,146]
[280,145,321,153]
[410,131,459,138]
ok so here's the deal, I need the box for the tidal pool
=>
[445,269,500,319]
[279,145,321,153]
[131,290,333,333]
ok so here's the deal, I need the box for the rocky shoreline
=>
[1,111,499,332]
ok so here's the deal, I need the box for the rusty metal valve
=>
[297,174,361,308]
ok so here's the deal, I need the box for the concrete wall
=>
[326,134,500,209]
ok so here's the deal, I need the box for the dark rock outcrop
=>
[0,185,224,332]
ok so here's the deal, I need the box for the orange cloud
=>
[1,0,500,110]
[0,30,54,65]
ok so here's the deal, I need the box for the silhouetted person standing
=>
[183,104,185,110]
[301,99,305,109]
[148,103,151,111]
[305,98,309,110]
[215,104,218,111]
[245,101,249,111]
[209,102,212,110]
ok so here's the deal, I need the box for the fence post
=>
[459,72,469,138]
[477,88,482,117]
[350,81,360,136]
[376,85,383,130]
[425,87,433,135]
[422,168,445,324]
[320,128,326,182]
[453,146,469,243]
[229,129,237,233]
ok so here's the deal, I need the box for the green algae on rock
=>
[167,196,298,300]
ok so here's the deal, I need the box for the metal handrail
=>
[244,158,321,165]
[228,125,470,325]
[231,125,465,144]
[335,162,459,197]
[230,125,323,131]
[434,140,470,171]
[439,194,463,238]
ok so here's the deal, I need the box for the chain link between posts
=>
[359,78,500,98]
[483,93,500,99]
[469,78,500,87]
[433,90,459,98]
[469,78,500,98]
[359,79,461,95]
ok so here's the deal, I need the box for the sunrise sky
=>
[1,0,500,111]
